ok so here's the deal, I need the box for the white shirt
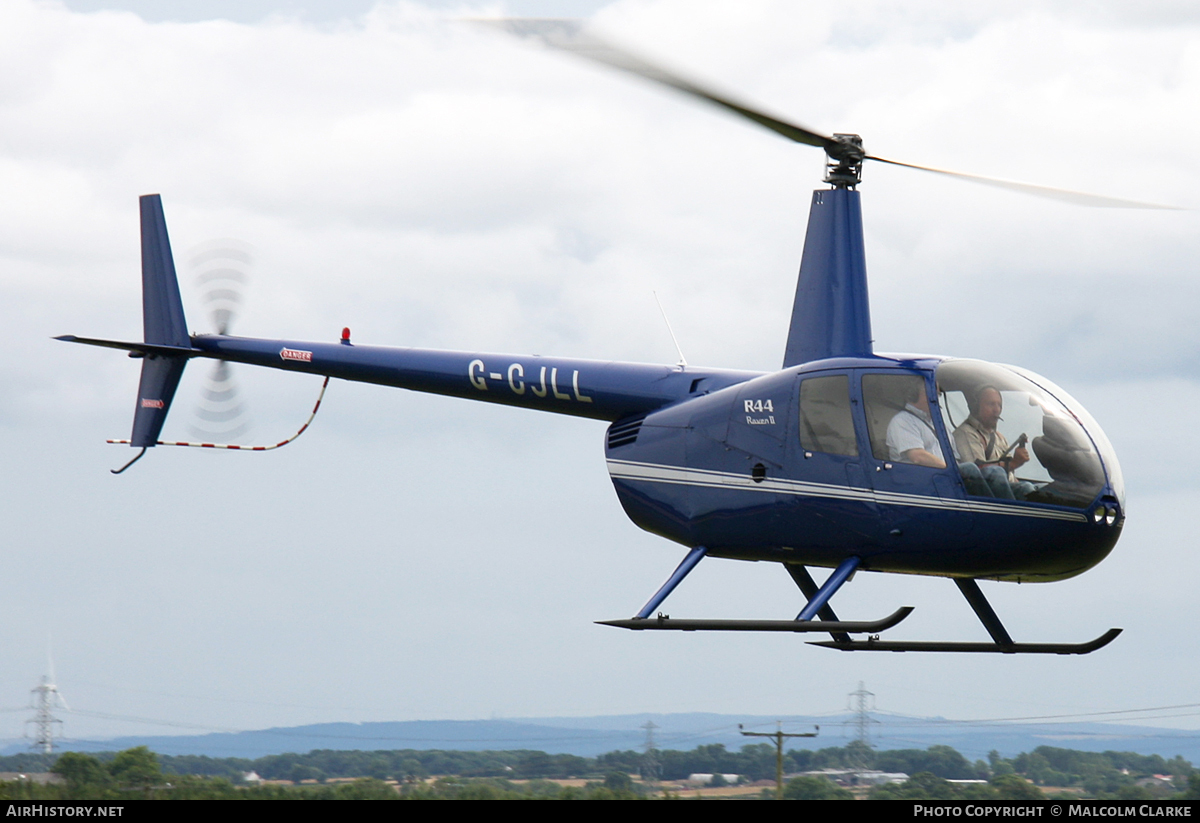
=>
[886,403,944,464]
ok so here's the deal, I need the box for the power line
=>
[871,703,1200,726]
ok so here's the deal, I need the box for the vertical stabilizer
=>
[130,194,189,447]
[782,188,872,368]
[140,194,189,347]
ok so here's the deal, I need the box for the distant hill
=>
[2,712,1198,761]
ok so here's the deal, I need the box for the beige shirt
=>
[953,415,1015,480]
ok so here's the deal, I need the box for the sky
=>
[2,0,1200,750]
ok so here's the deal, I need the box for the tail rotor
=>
[187,241,253,440]
[61,196,331,472]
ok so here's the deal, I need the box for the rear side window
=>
[799,375,857,457]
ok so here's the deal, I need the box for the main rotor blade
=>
[488,19,1182,210]
[485,18,837,151]
[867,155,1182,210]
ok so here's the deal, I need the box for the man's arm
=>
[889,412,946,468]
[901,448,946,469]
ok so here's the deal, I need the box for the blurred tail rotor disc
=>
[187,240,254,440]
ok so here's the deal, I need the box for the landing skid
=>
[598,606,913,634]
[808,629,1122,655]
[600,549,1121,655]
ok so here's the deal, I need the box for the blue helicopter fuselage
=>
[603,354,1122,583]
[176,333,1122,584]
[64,187,1125,590]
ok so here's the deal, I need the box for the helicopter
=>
[58,20,1156,655]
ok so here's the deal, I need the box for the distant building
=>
[798,768,907,786]
[0,773,64,786]
[686,773,739,786]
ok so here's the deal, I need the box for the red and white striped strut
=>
[108,376,330,451]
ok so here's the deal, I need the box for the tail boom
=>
[190,334,760,423]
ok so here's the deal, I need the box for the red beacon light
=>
[341,327,351,345]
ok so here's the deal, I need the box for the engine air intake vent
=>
[607,414,647,449]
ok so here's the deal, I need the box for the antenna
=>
[652,291,687,369]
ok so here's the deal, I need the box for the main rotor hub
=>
[824,133,864,189]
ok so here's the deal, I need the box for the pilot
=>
[953,386,1033,500]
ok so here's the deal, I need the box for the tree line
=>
[0,741,1195,800]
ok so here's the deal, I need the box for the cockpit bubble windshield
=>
[935,360,1114,509]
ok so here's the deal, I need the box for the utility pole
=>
[739,722,818,800]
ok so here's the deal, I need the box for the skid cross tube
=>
[786,563,850,643]
[955,578,1013,647]
[796,556,860,621]
[633,546,707,620]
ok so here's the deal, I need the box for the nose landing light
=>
[1093,499,1120,526]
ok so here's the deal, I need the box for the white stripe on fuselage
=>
[605,459,1088,523]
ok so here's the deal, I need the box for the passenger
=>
[885,383,945,468]
[952,386,1034,500]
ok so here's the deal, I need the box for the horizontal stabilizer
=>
[54,335,200,358]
